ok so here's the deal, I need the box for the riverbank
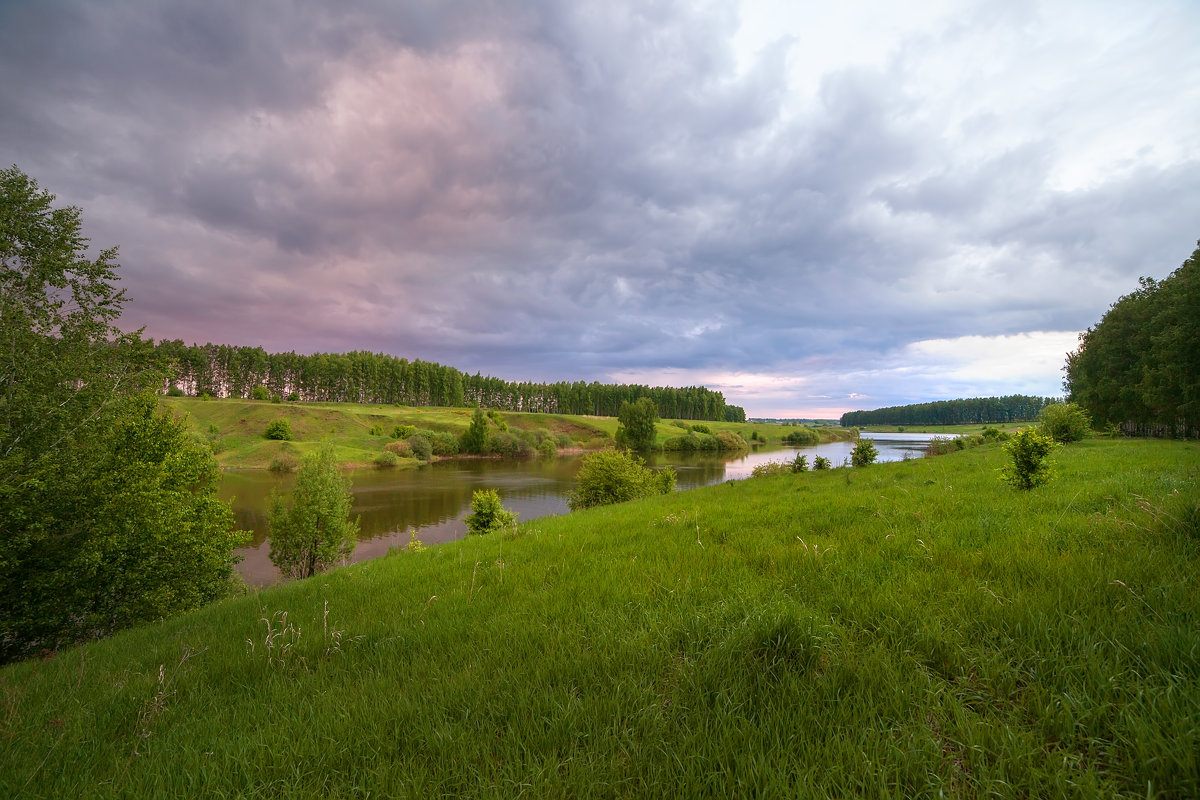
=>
[161,397,848,469]
[5,438,1198,796]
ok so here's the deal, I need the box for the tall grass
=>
[2,439,1198,797]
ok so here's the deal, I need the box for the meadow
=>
[2,438,1197,797]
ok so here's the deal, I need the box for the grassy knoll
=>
[161,397,828,468]
[5,439,1197,797]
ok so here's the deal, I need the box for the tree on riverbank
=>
[268,444,359,578]
[616,398,659,451]
[0,166,244,663]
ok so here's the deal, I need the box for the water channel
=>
[221,431,949,585]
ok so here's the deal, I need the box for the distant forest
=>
[1066,240,1199,438]
[839,395,1057,427]
[152,340,746,423]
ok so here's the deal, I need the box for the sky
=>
[2,0,1198,418]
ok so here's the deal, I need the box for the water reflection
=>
[223,432,947,586]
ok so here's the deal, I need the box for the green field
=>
[3,438,1198,797]
[161,397,832,468]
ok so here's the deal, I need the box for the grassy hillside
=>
[4,439,1198,797]
[161,397,826,468]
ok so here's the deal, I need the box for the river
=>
[221,431,949,585]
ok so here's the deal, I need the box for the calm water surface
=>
[222,431,948,585]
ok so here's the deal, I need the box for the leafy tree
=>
[1038,402,1091,444]
[568,449,676,510]
[615,397,659,451]
[250,385,271,401]
[1001,429,1056,490]
[812,456,831,470]
[464,489,518,535]
[851,439,879,467]
[407,434,433,461]
[1,166,244,662]
[268,445,359,578]
[265,418,292,440]
[791,454,808,472]
[461,406,489,454]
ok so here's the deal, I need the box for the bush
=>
[555,433,574,449]
[690,423,712,434]
[264,418,292,440]
[374,450,399,468]
[714,430,748,451]
[926,437,958,456]
[783,428,819,446]
[751,461,791,478]
[166,385,184,397]
[392,424,416,439]
[791,454,808,472]
[568,449,676,510]
[981,426,1003,441]
[464,489,518,535]
[461,407,489,454]
[268,444,359,578]
[368,424,384,437]
[270,394,282,403]
[538,439,558,458]
[286,391,299,402]
[384,440,412,458]
[421,430,460,456]
[1001,428,1057,490]
[488,431,534,459]
[1039,402,1092,444]
[251,385,271,401]
[851,440,879,467]
[407,434,433,461]
[269,452,299,473]
[812,456,831,470]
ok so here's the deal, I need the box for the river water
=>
[221,432,947,585]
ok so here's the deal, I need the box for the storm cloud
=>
[3,0,1198,416]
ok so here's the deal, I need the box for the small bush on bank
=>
[812,456,831,470]
[783,428,819,446]
[392,424,416,439]
[465,489,518,535]
[407,434,433,461]
[792,454,808,472]
[488,431,534,459]
[384,440,412,458]
[269,452,299,473]
[265,418,292,441]
[568,449,676,510]
[374,450,399,468]
[751,461,791,478]
[538,439,558,458]
[850,440,879,467]
[251,385,271,401]
[1001,428,1057,490]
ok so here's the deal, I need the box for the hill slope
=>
[3,439,1198,797]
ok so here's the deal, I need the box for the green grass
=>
[4,439,1198,797]
[163,397,836,468]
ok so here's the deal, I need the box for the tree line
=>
[152,340,745,422]
[839,395,1057,428]
[1065,240,1199,438]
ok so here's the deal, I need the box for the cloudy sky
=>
[3,0,1198,417]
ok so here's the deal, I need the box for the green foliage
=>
[538,439,558,458]
[286,391,300,402]
[251,385,271,401]
[264,418,292,440]
[981,426,1002,441]
[782,428,819,446]
[464,489,518,536]
[1038,402,1092,444]
[1067,240,1200,437]
[374,450,400,468]
[812,456,831,470]
[568,449,676,510]
[791,454,808,472]
[840,395,1056,427]
[268,452,299,473]
[461,407,490,454]
[406,434,433,461]
[0,166,243,662]
[166,384,185,397]
[1001,428,1057,490]
[850,439,879,467]
[487,431,534,459]
[368,423,384,437]
[384,440,412,458]
[751,461,791,478]
[615,397,659,451]
[423,430,460,456]
[690,423,712,434]
[723,404,747,423]
[268,445,359,578]
[392,424,415,439]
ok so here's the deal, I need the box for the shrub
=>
[407,434,433,461]
[783,428,819,446]
[166,385,184,397]
[465,489,518,535]
[286,391,299,402]
[662,432,701,452]
[751,461,791,478]
[268,444,359,578]
[1039,402,1092,444]
[714,430,749,451]
[251,385,271,401]
[538,439,558,458]
[392,424,416,439]
[690,423,712,434]
[812,456,831,470]
[981,426,1003,441]
[270,394,282,403]
[368,424,384,437]
[423,430,460,456]
[374,450,399,468]
[488,431,534,459]
[791,454,808,472]
[555,433,574,449]
[851,440,879,467]
[384,440,412,458]
[568,449,676,510]
[268,452,299,473]
[264,418,292,441]
[1001,428,1057,490]
[926,437,958,456]
[672,420,689,429]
